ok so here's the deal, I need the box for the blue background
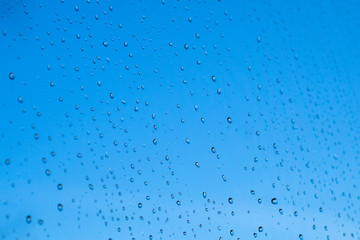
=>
[1,0,360,239]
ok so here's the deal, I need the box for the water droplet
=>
[26,215,32,223]
[227,117,232,123]
[202,192,207,198]
[57,203,63,211]
[9,72,15,80]
[103,41,108,47]
[18,96,24,103]
[195,162,200,168]
[228,197,233,204]
[271,198,278,205]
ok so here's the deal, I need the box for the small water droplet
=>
[9,72,15,80]
[227,117,232,123]
[57,203,63,211]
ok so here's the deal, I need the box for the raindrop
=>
[9,72,15,80]
[227,117,232,124]
[57,203,63,211]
